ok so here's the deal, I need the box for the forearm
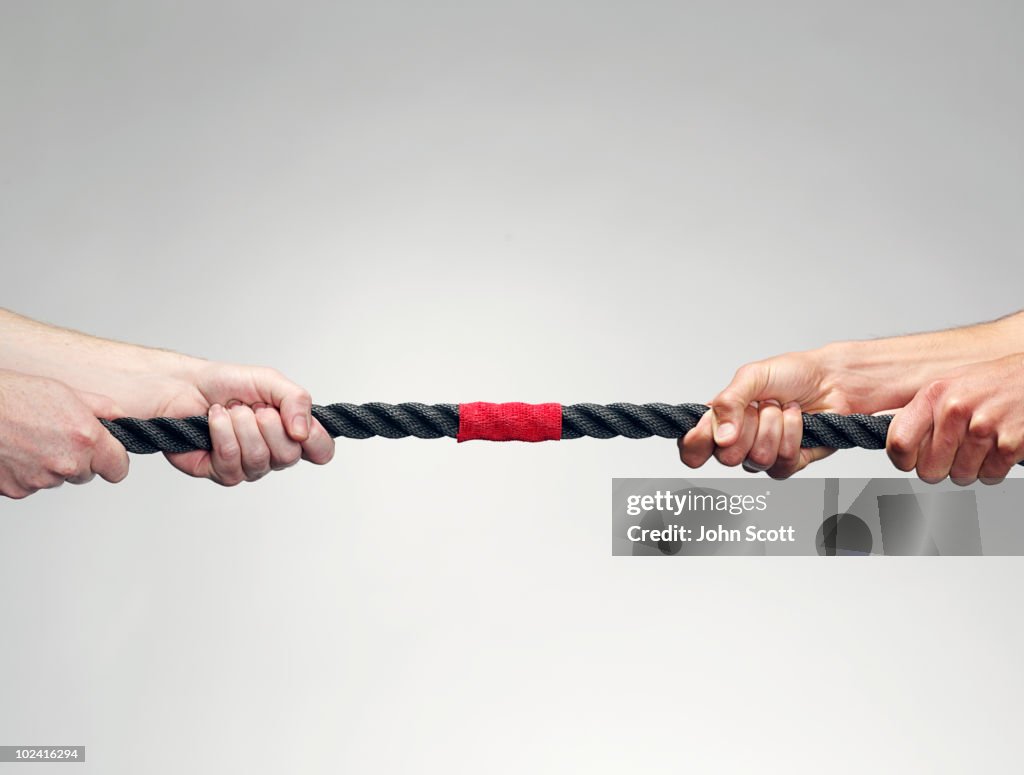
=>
[821,311,1024,410]
[0,309,203,413]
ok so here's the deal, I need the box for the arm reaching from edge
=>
[679,311,1024,480]
[0,309,334,489]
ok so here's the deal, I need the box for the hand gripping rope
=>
[100,402,901,455]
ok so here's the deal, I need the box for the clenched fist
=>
[887,354,1024,485]
[0,369,129,499]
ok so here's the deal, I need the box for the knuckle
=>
[217,443,241,461]
[69,422,100,450]
[25,473,59,491]
[248,451,271,471]
[995,436,1020,457]
[886,434,910,457]
[711,392,736,413]
[941,397,970,422]
[733,363,757,382]
[887,449,915,472]
[924,380,949,402]
[747,447,775,467]
[968,415,995,439]
[49,456,80,479]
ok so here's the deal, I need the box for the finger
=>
[89,419,131,484]
[766,402,805,479]
[679,409,715,468]
[912,428,937,484]
[979,450,1015,485]
[980,434,1022,484]
[253,403,302,470]
[228,403,272,481]
[710,363,770,446]
[916,406,968,484]
[300,418,335,465]
[791,446,837,474]
[886,397,934,473]
[714,403,758,468]
[208,403,244,486]
[73,390,126,420]
[254,369,313,443]
[949,433,992,486]
[65,469,97,485]
[18,472,63,493]
[163,449,210,479]
[745,400,783,471]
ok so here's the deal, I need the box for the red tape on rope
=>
[457,402,562,442]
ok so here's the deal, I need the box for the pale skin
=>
[0,309,334,499]
[679,312,1024,486]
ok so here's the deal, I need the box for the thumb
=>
[74,389,126,420]
[253,369,313,442]
[710,363,770,446]
[74,390,130,483]
[92,427,131,484]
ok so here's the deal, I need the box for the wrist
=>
[817,339,943,410]
[818,324,1015,411]
[149,349,206,383]
[54,346,206,417]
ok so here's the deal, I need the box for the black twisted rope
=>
[100,403,895,455]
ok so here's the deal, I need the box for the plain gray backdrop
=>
[2,1,1023,772]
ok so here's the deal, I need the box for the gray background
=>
[1,1,1022,772]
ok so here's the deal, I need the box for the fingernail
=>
[252,402,269,411]
[226,399,242,409]
[210,403,224,417]
[292,414,309,437]
[784,402,800,411]
[743,460,768,472]
[714,422,736,444]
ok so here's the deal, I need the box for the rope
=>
[99,402,897,455]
